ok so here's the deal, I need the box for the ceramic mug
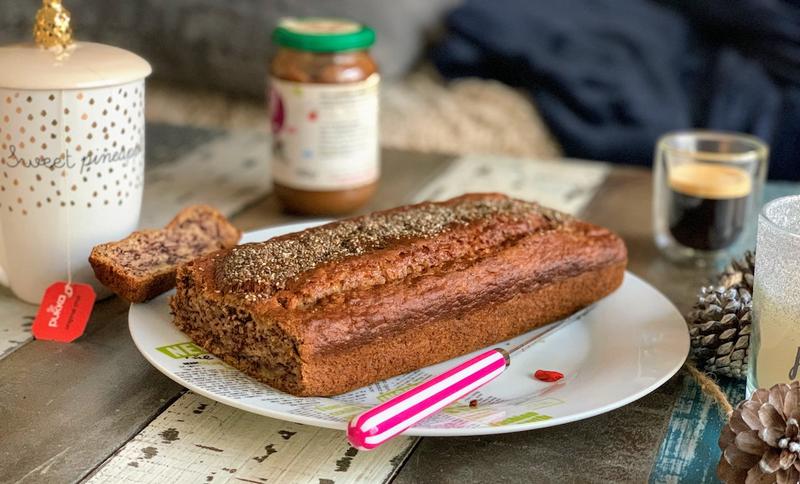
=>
[0,80,146,303]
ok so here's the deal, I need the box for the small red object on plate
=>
[533,369,564,382]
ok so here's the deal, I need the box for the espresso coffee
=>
[668,164,752,251]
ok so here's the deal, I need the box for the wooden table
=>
[0,126,733,483]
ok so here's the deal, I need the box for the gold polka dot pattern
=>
[0,81,145,216]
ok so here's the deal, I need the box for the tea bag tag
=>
[32,281,95,342]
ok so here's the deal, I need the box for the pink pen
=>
[347,319,569,450]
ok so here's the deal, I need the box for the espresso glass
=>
[653,131,768,265]
[747,195,800,394]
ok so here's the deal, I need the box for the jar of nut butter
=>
[269,18,379,215]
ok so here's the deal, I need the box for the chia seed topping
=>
[217,197,558,296]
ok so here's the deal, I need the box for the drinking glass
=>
[653,131,768,265]
[747,195,800,393]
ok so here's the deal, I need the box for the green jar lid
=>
[273,17,376,52]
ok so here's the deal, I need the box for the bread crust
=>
[171,194,627,396]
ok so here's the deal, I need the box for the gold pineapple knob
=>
[33,0,73,49]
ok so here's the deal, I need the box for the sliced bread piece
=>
[89,205,241,302]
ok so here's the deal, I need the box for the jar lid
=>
[0,41,152,91]
[273,17,376,53]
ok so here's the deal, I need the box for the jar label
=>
[269,74,380,191]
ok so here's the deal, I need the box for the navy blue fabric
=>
[433,0,800,180]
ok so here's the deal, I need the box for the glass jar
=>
[269,18,379,215]
[748,195,800,394]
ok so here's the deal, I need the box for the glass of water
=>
[748,195,800,393]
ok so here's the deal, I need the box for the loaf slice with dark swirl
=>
[90,205,241,302]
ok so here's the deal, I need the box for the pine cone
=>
[718,381,800,483]
[687,285,752,378]
[687,251,755,379]
[719,251,756,292]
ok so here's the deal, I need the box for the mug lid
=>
[0,41,152,90]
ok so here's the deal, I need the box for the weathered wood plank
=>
[229,149,456,231]
[139,130,270,228]
[649,374,742,484]
[394,377,683,484]
[0,296,183,484]
[412,154,609,214]
[85,392,416,484]
[0,290,36,360]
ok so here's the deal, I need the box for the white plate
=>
[129,221,689,437]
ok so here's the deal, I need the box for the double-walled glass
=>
[747,195,800,393]
[653,131,768,265]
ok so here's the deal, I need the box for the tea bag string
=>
[63,166,71,288]
[58,93,72,289]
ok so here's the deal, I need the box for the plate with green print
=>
[129,221,689,436]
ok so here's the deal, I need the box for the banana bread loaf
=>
[171,193,627,396]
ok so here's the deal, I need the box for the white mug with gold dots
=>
[0,40,151,304]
